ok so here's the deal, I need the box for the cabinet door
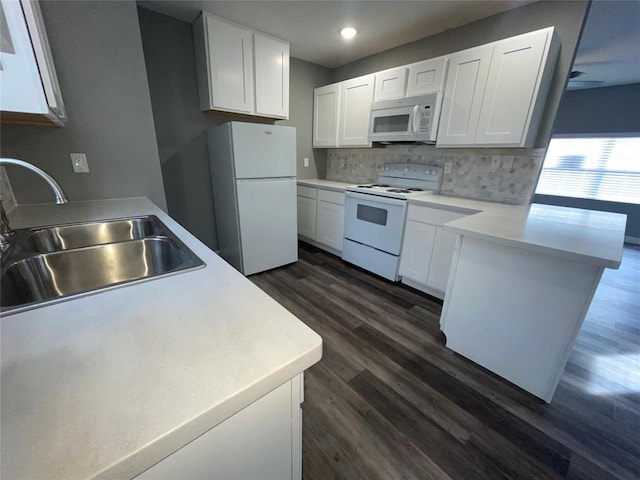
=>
[313,84,341,147]
[297,195,317,240]
[427,228,459,292]
[406,57,448,97]
[338,74,374,147]
[0,0,65,125]
[436,46,492,147]
[135,377,300,480]
[374,67,408,101]
[204,14,254,113]
[398,220,437,284]
[254,34,289,119]
[316,200,345,251]
[474,29,550,146]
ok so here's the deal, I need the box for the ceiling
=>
[138,0,640,90]
[567,0,640,90]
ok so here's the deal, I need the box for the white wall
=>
[1,1,166,210]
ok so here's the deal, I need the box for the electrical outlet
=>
[303,157,309,168]
[444,161,452,174]
[502,156,514,170]
[70,153,90,173]
[491,156,501,170]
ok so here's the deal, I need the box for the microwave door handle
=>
[411,105,420,134]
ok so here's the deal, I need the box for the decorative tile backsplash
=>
[326,145,546,204]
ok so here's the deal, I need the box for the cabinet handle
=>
[411,105,420,134]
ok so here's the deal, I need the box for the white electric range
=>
[342,163,443,281]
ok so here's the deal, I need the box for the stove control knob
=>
[403,167,409,172]
[430,170,436,175]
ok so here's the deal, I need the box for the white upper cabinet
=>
[0,0,66,126]
[195,14,254,114]
[254,33,290,118]
[474,29,555,146]
[373,67,408,101]
[437,27,559,148]
[312,84,341,147]
[437,45,492,146]
[193,12,289,119]
[338,74,374,147]
[406,56,448,97]
[313,74,373,148]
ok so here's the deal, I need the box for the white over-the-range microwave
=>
[368,92,443,144]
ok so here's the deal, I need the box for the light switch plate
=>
[491,156,501,170]
[303,157,309,168]
[70,153,90,173]
[444,162,452,174]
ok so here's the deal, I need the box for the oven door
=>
[343,191,407,255]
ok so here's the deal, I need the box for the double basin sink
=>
[0,216,205,315]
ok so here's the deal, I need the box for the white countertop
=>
[1,198,322,480]
[409,193,627,269]
[296,178,351,192]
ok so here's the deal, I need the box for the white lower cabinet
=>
[399,204,471,299]
[316,191,345,251]
[426,228,460,292]
[136,375,304,480]
[398,221,437,284]
[297,186,318,240]
[297,185,345,254]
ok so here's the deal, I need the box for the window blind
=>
[535,136,640,204]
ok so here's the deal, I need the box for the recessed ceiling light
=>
[340,27,357,39]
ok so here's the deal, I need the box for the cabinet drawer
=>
[317,188,345,205]
[297,185,317,199]
[407,204,473,226]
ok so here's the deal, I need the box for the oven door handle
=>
[345,191,408,207]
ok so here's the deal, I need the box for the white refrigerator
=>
[208,122,298,275]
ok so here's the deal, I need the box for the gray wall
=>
[534,84,640,241]
[333,0,590,149]
[137,7,332,249]
[552,83,640,134]
[277,59,332,180]
[1,1,166,210]
[138,7,238,249]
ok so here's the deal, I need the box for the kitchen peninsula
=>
[409,194,627,402]
[1,198,322,479]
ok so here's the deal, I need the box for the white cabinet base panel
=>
[299,237,343,257]
[441,236,602,403]
[401,276,445,300]
[136,375,303,480]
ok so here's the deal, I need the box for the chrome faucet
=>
[0,158,68,250]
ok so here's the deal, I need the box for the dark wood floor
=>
[251,243,640,480]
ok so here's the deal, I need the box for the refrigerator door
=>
[231,122,296,179]
[236,177,298,275]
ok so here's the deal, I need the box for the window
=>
[535,135,640,204]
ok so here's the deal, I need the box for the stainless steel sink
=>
[0,216,205,315]
[20,217,162,253]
